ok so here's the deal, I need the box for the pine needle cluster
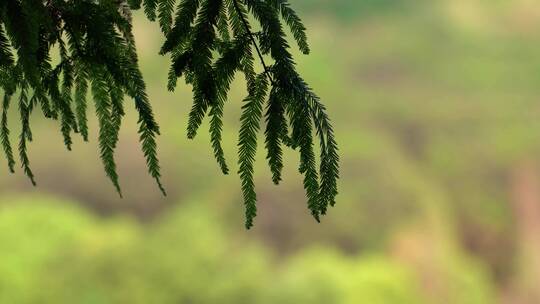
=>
[0,0,339,228]
[0,0,164,195]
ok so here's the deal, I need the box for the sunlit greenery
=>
[0,197,496,303]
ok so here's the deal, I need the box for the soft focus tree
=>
[0,197,497,304]
[0,0,339,228]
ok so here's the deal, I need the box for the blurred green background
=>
[2,0,540,303]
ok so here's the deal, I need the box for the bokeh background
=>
[2,0,540,303]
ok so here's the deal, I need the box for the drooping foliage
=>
[0,0,165,196]
[0,0,338,228]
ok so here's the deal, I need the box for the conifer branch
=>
[0,0,339,228]
[1,93,15,173]
[17,82,36,185]
[238,73,268,228]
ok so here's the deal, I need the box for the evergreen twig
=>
[0,0,339,228]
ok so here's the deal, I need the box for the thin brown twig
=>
[232,0,275,85]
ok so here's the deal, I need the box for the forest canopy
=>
[0,0,339,228]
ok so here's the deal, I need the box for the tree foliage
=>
[0,0,339,228]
